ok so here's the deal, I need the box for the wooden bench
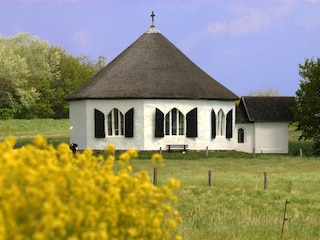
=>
[166,144,188,152]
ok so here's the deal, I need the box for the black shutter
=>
[211,109,216,138]
[226,110,233,139]
[155,108,164,137]
[125,108,134,137]
[94,109,105,138]
[186,108,198,137]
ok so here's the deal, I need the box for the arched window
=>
[107,108,124,136]
[165,108,184,136]
[217,109,225,136]
[238,128,244,143]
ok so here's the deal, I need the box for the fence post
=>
[264,172,268,190]
[281,199,290,239]
[159,147,162,155]
[208,170,212,187]
[153,167,158,186]
[299,148,303,157]
[206,146,209,157]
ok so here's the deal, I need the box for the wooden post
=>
[264,172,268,190]
[281,199,290,239]
[208,170,212,187]
[299,148,303,157]
[159,147,162,155]
[153,167,158,186]
[253,147,256,158]
[206,146,209,157]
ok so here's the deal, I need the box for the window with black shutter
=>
[226,110,233,139]
[186,108,197,137]
[211,109,216,138]
[125,108,134,137]
[155,108,164,137]
[94,109,105,138]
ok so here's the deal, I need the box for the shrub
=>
[0,135,182,240]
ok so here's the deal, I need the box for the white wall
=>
[69,100,88,149]
[235,123,254,153]
[235,122,289,154]
[69,99,237,151]
[254,122,289,154]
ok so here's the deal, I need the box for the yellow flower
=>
[0,135,182,240]
[105,144,116,155]
[33,134,48,148]
[151,153,163,167]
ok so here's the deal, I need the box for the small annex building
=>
[236,96,294,154]
[67,13,294,154]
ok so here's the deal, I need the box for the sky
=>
[1,0,320,97]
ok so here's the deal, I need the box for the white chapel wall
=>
[69,100,88,150]
[143,99,236,151]
[70,99,238,151]
[234,123,254,153]
[254,122,289,153]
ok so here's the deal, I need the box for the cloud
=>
[207,0,298,35]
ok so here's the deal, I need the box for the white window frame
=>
[165,108,184,136]
[107,108,124,136]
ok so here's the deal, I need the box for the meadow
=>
[1,119,320,239]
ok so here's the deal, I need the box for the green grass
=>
[0,119,69,147]
[130,156,320,240]
[1,119,320,239]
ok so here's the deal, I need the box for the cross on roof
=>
[151,11,155,27]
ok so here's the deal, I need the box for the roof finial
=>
[151,11,155,27]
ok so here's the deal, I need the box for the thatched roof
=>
[67,26,238,101]
[236,96,295,123]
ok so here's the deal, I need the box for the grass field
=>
[1,119,319,239]
[0,119,69,147]
[131,156,320,240]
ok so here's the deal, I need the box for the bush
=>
[0,136,182,240]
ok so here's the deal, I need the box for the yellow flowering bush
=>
[0,135,182,240]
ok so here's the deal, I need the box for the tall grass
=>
[131,156,320,239]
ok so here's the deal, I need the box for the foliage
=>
[247,88,279,96]
[0,136,182,240]
[293,57,320,155]
[0,33,106,119]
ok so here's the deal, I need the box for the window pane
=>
[179,111,184,135]
[114,109,119,135]
[172,108,177,135]
[165,113,170,135]
[238,128,244,143]
[108,112,112,135]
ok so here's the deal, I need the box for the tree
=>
[0,33,106,119]
[293,57,320,155]
[248,88,279,96]
[0,37,39,119]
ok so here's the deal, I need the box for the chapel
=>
[67,12,294,153]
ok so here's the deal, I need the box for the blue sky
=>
[1,0,320,96]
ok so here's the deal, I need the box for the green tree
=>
[0,33,105,119]
[0,37,39,119]
[50,47,106,118]
[294,57,320,155]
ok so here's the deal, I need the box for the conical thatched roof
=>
[67,25,238,101]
